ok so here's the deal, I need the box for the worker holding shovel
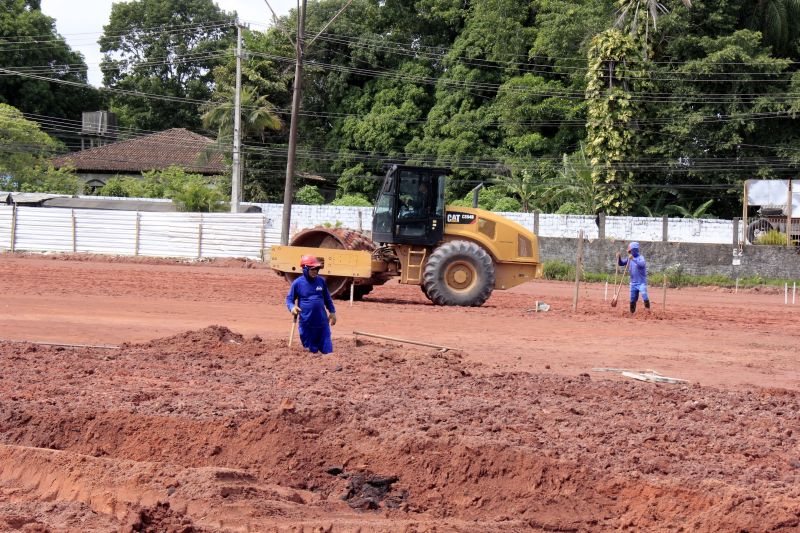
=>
[616,242,651,314]
[286,255,337,354]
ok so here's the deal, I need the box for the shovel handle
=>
[288,314,298,347]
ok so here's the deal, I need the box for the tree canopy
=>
[5,0,800,215]
[0,0,102,122]
[99,0,237,131]
[0,103,80,193]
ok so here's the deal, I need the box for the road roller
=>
[270,165,543,307]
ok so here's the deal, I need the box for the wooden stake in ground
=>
[662,276,667,313]
[572,229,584,312]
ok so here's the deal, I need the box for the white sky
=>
[40,0,295,86]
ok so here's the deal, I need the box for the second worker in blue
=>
[617,242,651,314]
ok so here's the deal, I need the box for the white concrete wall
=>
[0,206,280,260]
[0,200,741,262]
[251,203,740,245]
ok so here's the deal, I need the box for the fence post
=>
[533,210,540,236]
[662,215,669,242]
[10,205,17,252]
[572,229,584,313]
[260,214,267,262]
[732,217,740,249]
[598,212,606,240]
[197,213,204,259]
[787,180,793,249]
[71,209,77,253]
[134,212,141,256]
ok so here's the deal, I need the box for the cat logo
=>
[446,212,477,224]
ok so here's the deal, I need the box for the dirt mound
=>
[1,327,799,530]
[126,325,247,351]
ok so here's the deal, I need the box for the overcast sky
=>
[40,0,295,86]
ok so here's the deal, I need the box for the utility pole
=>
[231,23,244,213]
[280,0,306,244]
[270,0,353,245]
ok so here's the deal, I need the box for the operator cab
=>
[372,165,447,246]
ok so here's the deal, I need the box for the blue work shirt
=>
[618,254,647,285]
[286,269,336,354]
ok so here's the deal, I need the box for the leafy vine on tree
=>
[585,29,644,215]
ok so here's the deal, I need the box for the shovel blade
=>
[610,297,618,307]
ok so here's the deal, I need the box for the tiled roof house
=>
[52,128,228,191]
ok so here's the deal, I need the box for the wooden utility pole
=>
[230,23,243,213]
[272,0,353,245]
[280,0,306,245]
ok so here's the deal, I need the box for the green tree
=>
[201,84,282,201]
[585,0,692,214]
[665,199,715,218]
[492,171,538,212]
[97,166,226,211]
[0,103,79,193]
[536,144,599,214]
[743,0,800,56]
[99,0,236,131]
[0,0,102,120]
[205,26,292,202]
[331,194,372,206]
[585,29,643,214]
[202,85,282,142]
[295,185,325,205]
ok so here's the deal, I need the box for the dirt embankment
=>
[1,326,799,532]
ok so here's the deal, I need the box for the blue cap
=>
[628,241,640,251]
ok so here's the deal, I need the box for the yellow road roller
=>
[270,165,543,306]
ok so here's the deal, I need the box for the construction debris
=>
[352,330,455,352]
[592,367,689,385]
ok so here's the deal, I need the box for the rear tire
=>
[420,283,432,302]
[422,240,495,307]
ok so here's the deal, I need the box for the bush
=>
[755,229,788,245]
[172,178,227,212]
[18,165,81,195]
[492,197,522,212]
[662,263,686,288]
[96,177,130,197]
[95,167,227,211]
[542,260,575,280]
[556,201,585,215]
[295,185,325,205]
[331,194,372,206]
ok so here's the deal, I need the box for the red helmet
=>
[300,255,322,268]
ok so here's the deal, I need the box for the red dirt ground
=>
[1,253,799,531]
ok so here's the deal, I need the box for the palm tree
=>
[614,0,693,54]
[492,170,538,213]
[746,0,800,56]
[665,199,716,219]
[202,86,282,143]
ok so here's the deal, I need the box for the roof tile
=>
[52,128,227,174]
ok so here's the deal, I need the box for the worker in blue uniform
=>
[617,242,650,313]
[286,255,337,354]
